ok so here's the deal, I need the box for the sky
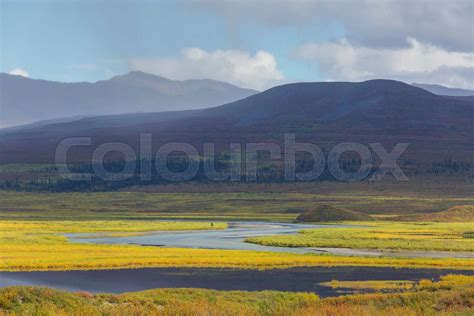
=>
[1,0,473,90]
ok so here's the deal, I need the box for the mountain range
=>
[0,71,257,128]
[412,83,474,97]
[1,79,473,164]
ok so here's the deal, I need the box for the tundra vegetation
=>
[245,221,474,252]
[295,205,375,222]
[0,275,473,315]
[0,188,472,314]
[0,219,473,271]
[1,190,473,221]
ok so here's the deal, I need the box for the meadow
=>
[246,222,474,252]
[1,189,473,221]
[0,189,473,271]
[0,220,473,271]
[0,188,472,316]
[0,274,472,315]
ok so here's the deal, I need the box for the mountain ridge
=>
[412,83,474,97]
[1,79,473,163]
[0,72,258,128]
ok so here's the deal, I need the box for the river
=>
[2,221,472,296]
[1,267,471,297]
[66,221,474,258]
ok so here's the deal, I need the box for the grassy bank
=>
[0,275,472,315]
[246,221,474,252]
[1,220,473,271]
[1,190,473,271]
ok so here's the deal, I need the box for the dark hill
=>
[214,79,446,126]
[220,80,430,114]
[0,79,473,163]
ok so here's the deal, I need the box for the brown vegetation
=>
[414,205,474,222]
[296,205,374,222]
[0,275,472,315]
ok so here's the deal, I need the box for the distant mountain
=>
[1,79,473,163]
[412,83,474,96]
[0,71,258,127]
[0,115,90,134]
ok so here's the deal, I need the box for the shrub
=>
[295,205,374,222]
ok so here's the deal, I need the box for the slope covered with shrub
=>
[295,205,374,222]
[416,205,474,222]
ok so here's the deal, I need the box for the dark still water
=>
[1,267,471,297]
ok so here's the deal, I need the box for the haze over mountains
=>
[1,79,473,164]
[0,71,258,128]
[412,83,474,97]
[2,70,471,130]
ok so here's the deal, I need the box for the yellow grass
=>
[320,280,415,290]
[247,221,474,251]
[1,275,473,315]
[0,220,473,271]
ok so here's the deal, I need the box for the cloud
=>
[295,38,474,89]
[8,68,29,77]
[129,48,284,90]
[196,0,474,52]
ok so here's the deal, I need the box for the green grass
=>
[1,190,473,221]
[246,222,474,252]
[1,190,473,272]
[2,220,473,271]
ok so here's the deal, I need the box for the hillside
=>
[295,205,374,222]
[415,205,474,222]
[0,79,473,163]
[0,71,257,127]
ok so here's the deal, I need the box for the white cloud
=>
[9,68,29,77]
[295,38,474,89]
[196,0,474,52]
[129,48,284,90]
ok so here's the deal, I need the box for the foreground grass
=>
[0,275,473,315]
[246,221,474,252]
[1,220,473,271]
